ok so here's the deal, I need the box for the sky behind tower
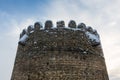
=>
[0,0,120,80]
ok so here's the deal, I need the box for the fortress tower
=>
[11,20,109,80]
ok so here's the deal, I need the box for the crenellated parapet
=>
[19,20,102,56]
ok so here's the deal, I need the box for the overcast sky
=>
[0,0,120,80]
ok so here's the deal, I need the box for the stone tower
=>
[11,20,109,80]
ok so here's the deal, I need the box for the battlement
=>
[18,20,103,57]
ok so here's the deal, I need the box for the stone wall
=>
[11,20,109,80]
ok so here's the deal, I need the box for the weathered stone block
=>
[77,23,86,31]
[27,25,34,34]
[87,26,93,32]
[34,22,42,31]
[20,29,27,38]
[45,20,53,29]
[68,20,76,28]
[57,21,65,28]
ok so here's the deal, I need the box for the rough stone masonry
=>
[11,20,109,80]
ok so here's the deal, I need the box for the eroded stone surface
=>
[68,20,76,28]
[45,20,53,29]
[57,21,65,28]
[20,29,27,38]
[11,21,109,80]
[78,23,86,29]
[34,22,42,31]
